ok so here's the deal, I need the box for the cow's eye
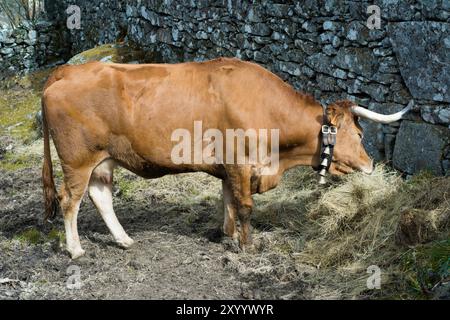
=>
[358,133,364,140]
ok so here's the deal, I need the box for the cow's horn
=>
[350,100,414,124]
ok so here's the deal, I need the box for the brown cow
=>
[42,58,411,259]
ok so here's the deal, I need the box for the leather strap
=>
[318,103,337,184]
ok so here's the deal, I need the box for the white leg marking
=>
[89,162,134,249]
[64,199,85,259]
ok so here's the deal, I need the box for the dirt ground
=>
[0,165,320,300]
[0,70,447,300]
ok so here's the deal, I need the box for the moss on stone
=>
[67,43,158,65]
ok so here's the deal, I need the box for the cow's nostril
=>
[361,160,374,175]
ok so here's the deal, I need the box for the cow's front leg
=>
[227,166,254,251]
[236,196,253,250]
[222,179,239,241]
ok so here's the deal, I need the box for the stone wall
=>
[47,0,450,175]
[0,20,69,79]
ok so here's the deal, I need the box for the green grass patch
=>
[0,90,41,142]
[401,239,450,298]
[115,170,147,201]
[0,151,39,171]
[47,228,66,244]
[14,228,66,246]
[15,229,43,245]
[0,68,53,143]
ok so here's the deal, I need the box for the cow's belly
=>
[105,133,225,180]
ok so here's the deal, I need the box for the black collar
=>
[317,103,337,184]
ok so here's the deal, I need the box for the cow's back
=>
[42,58,300,177]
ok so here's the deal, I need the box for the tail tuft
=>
[42,99,59,221]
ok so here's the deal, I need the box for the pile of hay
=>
[252,165,450,298]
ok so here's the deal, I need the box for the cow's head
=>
[324,100,413,176]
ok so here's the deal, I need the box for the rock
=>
[266,4,290,17]
[432,282,450,300]
[25,30,37,45]
[323,44,337,56]
[126,4,138,17]
[295,39,317,55]
[140,7,161,26]
[301,21,317,33]
[333,47,376,78]
[323,21,338,31]
[0,47,14,55]
[276,61,301,76]
[306,53,333,74]
[34,20,53,30]
[345,21,368,45]
[247,6,263,23]
[67,44,161,65]
[442,160,450,175]
[33,111,43,138]
[384,134,396,160]
[331,36,341,48]
[28,30,37,41]
[332,68,347,79]
[393,121,450,175]
[195,31,209,40]
[360,83,388,102]
[421,106,450,125]
[301,66,315,78]
[316,74,337,91]
[390,22,450,103]
[319,32,334,44]
[244,23,271,37]
[0,28,11,43]
[361,120,384,161]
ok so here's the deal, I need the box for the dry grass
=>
[112,163,449,299]
[251,165,450,298]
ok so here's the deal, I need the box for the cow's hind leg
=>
[59,168,91,259]
[222,179,238,241]
[88,160,134,249]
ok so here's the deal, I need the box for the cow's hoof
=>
[222,237,240,253]
[117,236,134,249]
[240,243,257,254]
[69,248,86,260]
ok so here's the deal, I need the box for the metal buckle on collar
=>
[322,125,337,135]
[319,124,337,185]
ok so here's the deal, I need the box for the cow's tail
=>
[42,99,59,221]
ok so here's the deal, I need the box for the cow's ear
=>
[326,104,345,127]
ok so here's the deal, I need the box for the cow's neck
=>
[257,96,324,193]
[277,93,324,171]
